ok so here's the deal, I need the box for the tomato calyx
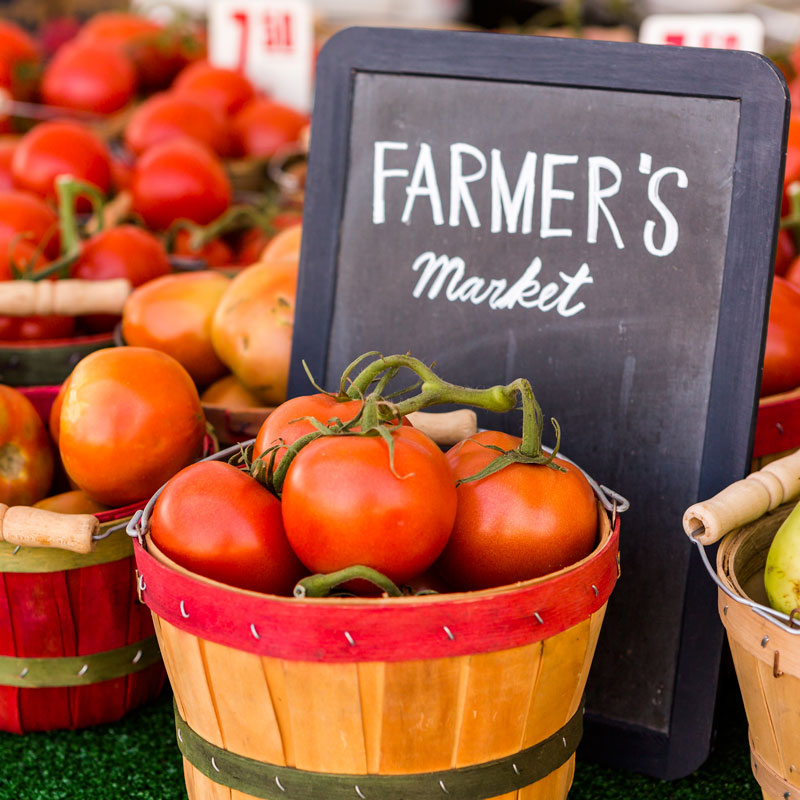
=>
[248,391,407,496]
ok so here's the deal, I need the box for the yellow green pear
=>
[765,500,800,615]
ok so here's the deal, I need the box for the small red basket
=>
[0,386,166,733]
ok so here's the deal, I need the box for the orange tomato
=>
[122,271,231,386]
[48,376,69,446]
[258,222,301,264]
[58,347,206,507]
[0,384,54,505]
[33,489,109,515]
[210,259,297,404]
[200,375,263,408]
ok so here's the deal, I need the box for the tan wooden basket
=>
[129,441,625,800]
[683,450,800,800]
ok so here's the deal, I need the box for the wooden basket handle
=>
[683,449,800,545]
[0,278,132,316]
[0,504,98,554]
[406,409,478,446]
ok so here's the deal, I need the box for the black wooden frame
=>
[289,27,789,779]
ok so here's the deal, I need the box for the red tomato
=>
[121,271,230,386]
[0,314,74,341]
[12,121,112,204]
[172,228,235,267]
[0,139,17,190]
[151,460,306,594]
[71,224,171,333]
[254,393,364,466]
[775,228,796,277]
[235,227,271,265]
[0,384,55,505]
[124,91,233,157]
[58,346,207,506]
[761,276,800,397]
[78,12,201,91]
[173,60,255,116]
[434,431,598,591]
[233,98,309,158]
[41,39,137,114]
[131,137,231,230]
[38,16,81,57]
[0,232,48,280]
[0,20,40,99]
[281,425,456,584]
[784,115,800,193]
[0,190,60,258]
[72,224,171,285]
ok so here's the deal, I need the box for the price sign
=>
[639,13,765,53]
[209,0,313,112]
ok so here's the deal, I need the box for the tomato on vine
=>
[434,430,598,591]
[280,422,456,585]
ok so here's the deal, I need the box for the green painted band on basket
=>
[0,635,161,687]
[174,697,584,800]
[0,526,133,573]
[0,335,113,387]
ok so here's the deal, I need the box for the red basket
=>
[0,386,166,733]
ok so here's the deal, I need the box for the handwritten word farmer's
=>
[372,142,687,317]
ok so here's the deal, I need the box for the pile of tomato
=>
[764,47,800,398]
[0,11,306,348]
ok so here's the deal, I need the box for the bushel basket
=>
[129,443,623,800]
[684,449,800,800]
[0,386,165,733]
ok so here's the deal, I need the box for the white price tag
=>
[209,0,313,112]
[639,13,765,53]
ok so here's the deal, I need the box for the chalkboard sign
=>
[290,28,789,779]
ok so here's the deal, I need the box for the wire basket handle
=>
[683,448,800,545]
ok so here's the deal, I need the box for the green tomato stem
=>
[346,353,544,457]
[294,566,404,598]
[55,175,106,256]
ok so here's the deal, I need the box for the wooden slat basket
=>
[0,386,166,733]
[128,444,622,800]
[683,450,800,800]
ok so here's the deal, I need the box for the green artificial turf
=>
[0,667,761,800]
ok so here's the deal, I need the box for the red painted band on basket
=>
[133,517,619,662]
